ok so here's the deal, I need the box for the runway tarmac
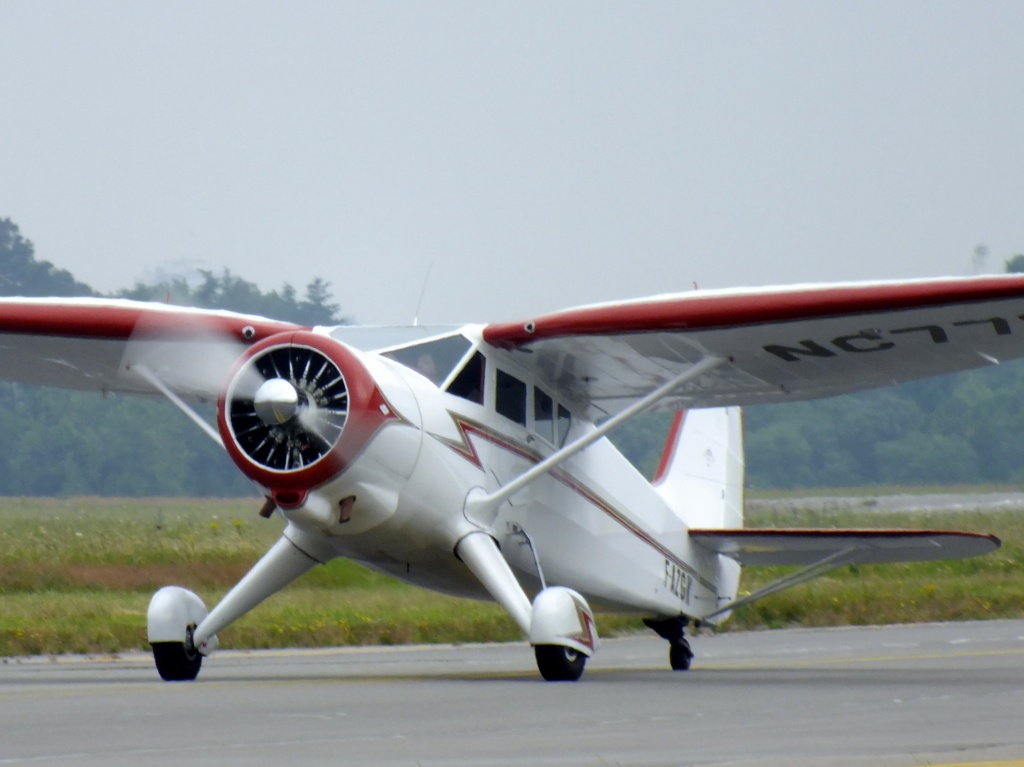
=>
[2,619,1024,767]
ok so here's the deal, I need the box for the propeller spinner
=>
[219,330,400,496]
[253,378,300,425]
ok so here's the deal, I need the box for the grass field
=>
[1,494,1022,656]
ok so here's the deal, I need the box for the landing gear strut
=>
[455,532,597,682]
[645,616,694,672]
[146,534,323,682]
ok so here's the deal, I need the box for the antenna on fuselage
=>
[412,262,433,327]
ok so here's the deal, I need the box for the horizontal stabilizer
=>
[690,528,1000,567]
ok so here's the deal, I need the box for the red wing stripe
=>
[0,301,298,342]
[483,276,1024,347]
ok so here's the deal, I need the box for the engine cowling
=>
[217,331,398,500]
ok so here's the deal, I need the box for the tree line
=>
[2,216,1024,495]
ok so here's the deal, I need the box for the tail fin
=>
[653,407,744,530]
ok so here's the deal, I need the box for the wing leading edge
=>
[483,275,1024,419]
[0,298,299,398]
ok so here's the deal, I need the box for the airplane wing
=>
[689,528,1000,566]
[0,298,299,398]
[6,275,1024,415]
[483,275,1024,419]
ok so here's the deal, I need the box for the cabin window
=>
[496,370,527,426]
[557,403,572,446]
[534,387,555,444]
[383,335,472,387]
[446,351,486,405]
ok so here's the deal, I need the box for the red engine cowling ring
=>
[217,330,397,493]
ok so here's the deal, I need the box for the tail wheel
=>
[670,640,693,671]
[534,644,587,682]
[152,627,202,681]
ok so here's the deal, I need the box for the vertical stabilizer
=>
[653,407,744,530]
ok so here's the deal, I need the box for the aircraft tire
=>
[151,641,202,681]
[534,644,586,681]
[669,640,693,671]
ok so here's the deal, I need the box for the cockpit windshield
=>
[382,335,473,387]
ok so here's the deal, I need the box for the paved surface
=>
[2,620,1024,766]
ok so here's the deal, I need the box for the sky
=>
[3,1,1024,325]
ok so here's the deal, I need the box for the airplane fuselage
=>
[269,326,738,623]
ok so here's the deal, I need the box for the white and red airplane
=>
[0,275,1017,681]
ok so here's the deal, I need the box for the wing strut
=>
[705,547,858,619]
[465,356,726,520]
[134,363,225,448]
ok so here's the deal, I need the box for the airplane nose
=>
[219,330,403,494]
[253,378,299,425]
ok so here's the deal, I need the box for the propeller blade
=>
[120,311,253,399]
[225,342,349,472]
